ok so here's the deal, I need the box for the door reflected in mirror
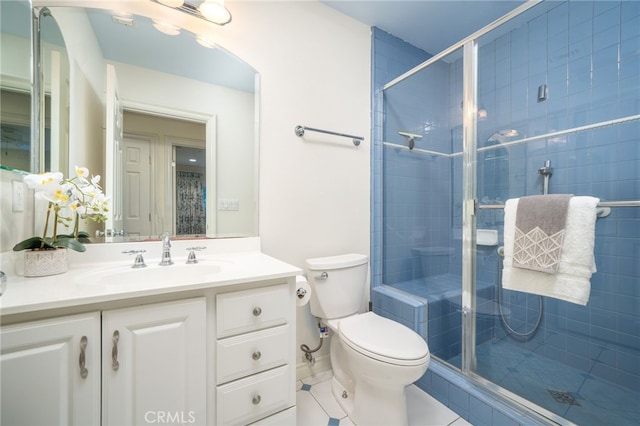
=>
[122,111,207,239]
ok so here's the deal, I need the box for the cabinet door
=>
[1,312,101,425]
[102,297,207,426]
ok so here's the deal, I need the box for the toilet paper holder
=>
[296,287,307,299]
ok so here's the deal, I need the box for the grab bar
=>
[295,125,364,147]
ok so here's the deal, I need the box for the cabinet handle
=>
[252,307,262,317]
[79,336,88,379]
[252,395,262,405]
[252,351,262,361]
[112,330,120,371]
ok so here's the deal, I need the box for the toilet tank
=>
[304,254,369,320]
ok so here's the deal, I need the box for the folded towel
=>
[502,196,599,305]
[513,194,572,273]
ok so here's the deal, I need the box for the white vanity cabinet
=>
[215,283,296,425]
[0,243,300,426]
[0,312,101,425]
[102,297,207,426]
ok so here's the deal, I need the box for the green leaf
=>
[53,237,86,252]
[12,237,54,251]
[56,231,92,244]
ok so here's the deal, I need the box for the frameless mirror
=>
[35,1,259,241]
[1,0,32,172]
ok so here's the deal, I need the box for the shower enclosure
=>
[372,1,639,424]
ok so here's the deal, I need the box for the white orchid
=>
[13,166,110,253]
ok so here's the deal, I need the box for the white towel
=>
[502,196,599,305]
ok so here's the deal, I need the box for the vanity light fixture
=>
[152,0,232,26]
[198,0,232,25]
[112,15,136,27]
[152,19,181,35]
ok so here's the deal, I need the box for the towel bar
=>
[478,200,639,218]
[294,125,364,147]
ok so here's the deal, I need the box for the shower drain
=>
[547,389,581,406]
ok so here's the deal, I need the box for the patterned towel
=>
[513,194,572,274]
[503,196,599,305]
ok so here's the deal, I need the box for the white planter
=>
[24,248,68,277]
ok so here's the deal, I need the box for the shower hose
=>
[496,246,543,338]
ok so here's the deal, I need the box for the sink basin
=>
[79,260,228,286]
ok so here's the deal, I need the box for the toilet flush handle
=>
[315,272,328,280]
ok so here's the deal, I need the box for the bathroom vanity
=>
[0,238,300,426]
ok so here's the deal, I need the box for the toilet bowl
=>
[305,254,430,426]
[339,312,429,425]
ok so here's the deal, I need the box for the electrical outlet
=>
[217,198,239,211]
[12,180,25,212]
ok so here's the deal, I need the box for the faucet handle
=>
[186,246,207,264]
[122,250,147,268]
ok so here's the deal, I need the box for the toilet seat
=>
[338,312,429,366]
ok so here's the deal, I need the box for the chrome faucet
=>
[160,233,173,266]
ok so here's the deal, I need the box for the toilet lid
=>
[339,312,429,366]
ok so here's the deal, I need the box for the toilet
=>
[305,254,430,426]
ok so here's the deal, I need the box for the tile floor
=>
[296,369,472,426]
[449,338,640,426]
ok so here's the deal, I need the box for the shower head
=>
[398,131,422,150]
[487,129,519,144]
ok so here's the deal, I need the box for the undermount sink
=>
[79,260,229,286]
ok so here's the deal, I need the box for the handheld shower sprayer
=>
[398,131,422,150]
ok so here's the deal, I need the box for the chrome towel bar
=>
[478,200,639,219]
[478,200,640,209]
[295,125,364,147]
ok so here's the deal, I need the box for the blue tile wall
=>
[371,28,431,288]
[371,0,640,422]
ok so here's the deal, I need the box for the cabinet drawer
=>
[216,284,289,338]
[248,406,296,425]
[217,325,289,385]
[216,365,292,426]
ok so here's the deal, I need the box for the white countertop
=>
[0,237,301,317]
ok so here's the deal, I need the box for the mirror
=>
[0,1,69,174]
[34,1,259,240]
[0,0,32,172]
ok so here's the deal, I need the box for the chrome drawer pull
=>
[252,307,262,317]
[252,351,262,361]
[252,395,262,405]
[79,336,88,379]
[112,330,120,371]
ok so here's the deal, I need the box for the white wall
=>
[217,1,371,369]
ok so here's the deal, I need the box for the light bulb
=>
[152,20,181,36]
[196,35,216,49]
[199,0,231,25]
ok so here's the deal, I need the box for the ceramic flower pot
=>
[23,248,68,277]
